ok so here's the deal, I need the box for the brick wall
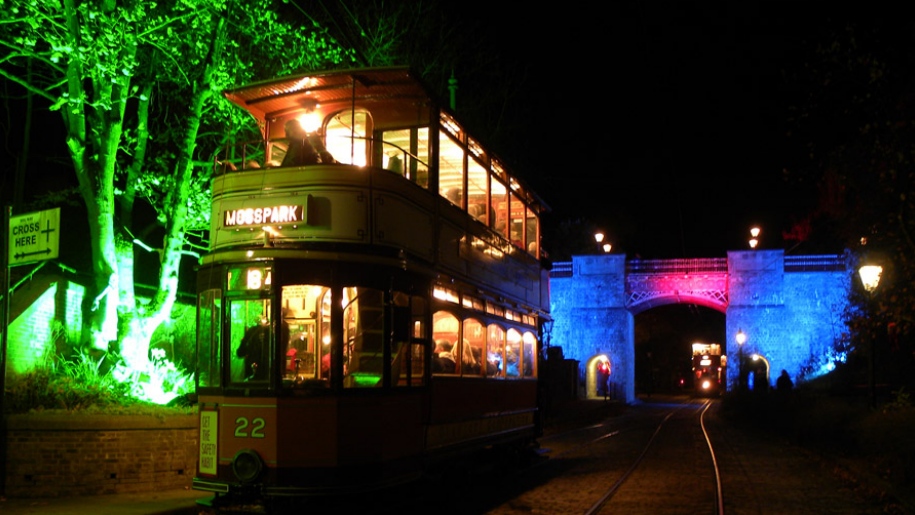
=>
[4,413,198,498]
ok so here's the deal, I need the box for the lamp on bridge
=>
[594,232,605,254]
[735,329,747,391]
[602,242,612,253]
[858,260,883,409]
[749,226,761,249]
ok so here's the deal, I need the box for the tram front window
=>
[230,299,272,383]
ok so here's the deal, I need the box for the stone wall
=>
[3,413,197,498]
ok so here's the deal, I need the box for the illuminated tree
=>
[0,0,353,378]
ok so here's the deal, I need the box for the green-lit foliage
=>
[4,351,131,413]
[0,0,355,401]
[111,348,195,405]
[4,344,194,413]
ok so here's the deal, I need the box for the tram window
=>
[319,289,332,379]
[525,206,538,257]
[326,109,371,167]
[230,298,272,384]
[506,329,522,378]
[522,331,537,378]
[343,287,385,388]
[408,296,428,384]
[432,311,459,375]
[439,133,464,208]
[490,178,508,238]
[415,128,430,189]
[486,324,505,378]
[197,289,222,388]
[381,129,410,176]
[461,318,485,377]
[280,284,324,385]
[509,193,524,248]
[467,158,487,224]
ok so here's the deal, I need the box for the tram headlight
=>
[232,449,264,483]
[701,379,712,390]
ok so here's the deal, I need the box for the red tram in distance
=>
[192,67,550,507]
[692,342,726,396]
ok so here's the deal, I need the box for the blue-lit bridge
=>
[548,249,852,403]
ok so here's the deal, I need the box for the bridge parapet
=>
[626,258,728,274]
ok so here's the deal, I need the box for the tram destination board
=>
[8,207,60,266]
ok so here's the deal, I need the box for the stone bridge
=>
[548,250,852,403]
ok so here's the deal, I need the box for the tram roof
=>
[224,66,550,213]
[223,66,431,123]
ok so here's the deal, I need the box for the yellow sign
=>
[9,207,60,266]
[199,411,218,475]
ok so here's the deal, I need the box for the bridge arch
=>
[548,250,852,404]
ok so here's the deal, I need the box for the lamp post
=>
[858,262,883,409]
[735,329,746,391]
[594,232,605,254]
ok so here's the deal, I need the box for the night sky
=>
[458,3,906,260]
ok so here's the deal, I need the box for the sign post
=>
[2,206,60,495]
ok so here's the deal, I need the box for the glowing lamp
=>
[750,227,761,238]
[735,329,746,346]
[858,265,883,294]
[602,243,612,253]
[594,232,604,244]
[749,238,758,249]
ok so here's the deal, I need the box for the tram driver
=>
[237,317,270,381]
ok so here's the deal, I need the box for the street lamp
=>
[749,226,761,249]
[736,329,746,391]
[602,243,612,253]
[858,261,883,408]
[594,232,604,254]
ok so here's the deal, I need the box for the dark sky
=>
[463,3,891,260]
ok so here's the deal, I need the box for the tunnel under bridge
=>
[547,250,852,404]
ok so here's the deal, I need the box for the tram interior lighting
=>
[299,111,321,133]
[433,286,459,303]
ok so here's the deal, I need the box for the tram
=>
[691,342,726,396]
[192,67,550,505]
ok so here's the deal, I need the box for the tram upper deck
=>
[210,67,550,313]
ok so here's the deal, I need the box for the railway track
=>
[201,395,894,514]
[581,398,724,514]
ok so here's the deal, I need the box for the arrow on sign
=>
[14,249,52,259]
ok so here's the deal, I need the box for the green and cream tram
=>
[192,67,550,505]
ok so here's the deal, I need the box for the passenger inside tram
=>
[457,338,480,375]
[432,340,456,373]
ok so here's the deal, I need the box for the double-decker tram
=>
[192,67,550,507]
[692,342,726,397]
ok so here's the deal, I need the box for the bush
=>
[4,352,134,413]
[3,349,194,414]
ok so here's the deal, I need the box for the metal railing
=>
[784,254,848,272]
[549,254,847,278]
[626,258,728,274]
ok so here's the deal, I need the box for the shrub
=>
[3,349,194,414]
